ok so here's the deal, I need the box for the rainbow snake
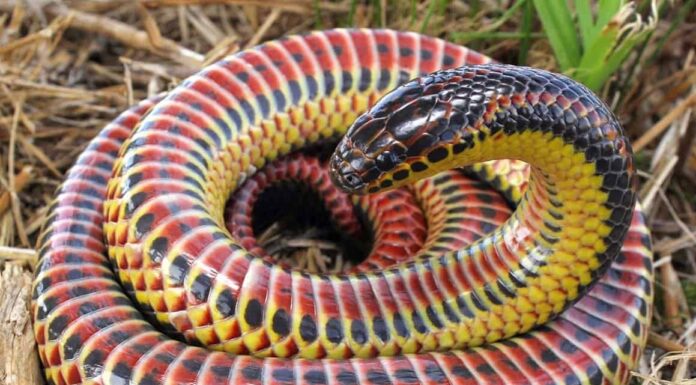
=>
[32,29,653,385]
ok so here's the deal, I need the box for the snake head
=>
[330,71,477,194]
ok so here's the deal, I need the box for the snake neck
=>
[333,64,637,347]
[454,129,631,331]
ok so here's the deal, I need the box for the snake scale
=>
[32,29,653,385]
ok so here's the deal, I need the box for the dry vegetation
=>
[0,1,694,384]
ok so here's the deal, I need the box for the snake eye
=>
[375,151,399,171]
[338,172,364,190]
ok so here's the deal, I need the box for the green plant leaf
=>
[574,22,622,89]
[420,0,449,33]
[313,0,323,29]
[574,0,596,48]
[375,0,386,27]
[576,2,656,90]
[589,28,651,90]
[450,31,544,41]
[532,0,581,70]
[597,0,625,29]
[346,0,359,26]
[519,0,535,64]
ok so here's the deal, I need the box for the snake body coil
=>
[32,29,653,385]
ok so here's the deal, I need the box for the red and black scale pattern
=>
[332,64,635,271]
[101,28,500,354]
[330,64,637,332]
[225,153,512,272]
[224,153,427,271]
[32,29,653,385]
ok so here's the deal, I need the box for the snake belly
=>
[31,29,653,385]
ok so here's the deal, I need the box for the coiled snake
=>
[32,29,653,385]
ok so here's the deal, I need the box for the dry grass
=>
[0,1,694,384]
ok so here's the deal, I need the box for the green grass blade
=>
[532,0,581,70]
[574,0,596,48]
[450,31,544,42]
[420,0,437,33]
[519,0,534,64]
[575,5,655,91]
[420,0,449,34]
[574,20,622,89]
[597,0,624,28]
[451,0,527,44]
[583,31,650,91]
[649,0,695,63]
[376,0,383,27]
[313,0,323,29]
[410,0,418,27]
[346,0,359,26]
[485,0,528,32]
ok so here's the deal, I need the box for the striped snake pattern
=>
[32,29,652,385]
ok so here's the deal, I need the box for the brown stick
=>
[0,0,204,67]
[17,136,62,178]
[0,76,126,102]
[136,2,168,51]
[633,93,696,152]
[0,246,36,262]
[676,108,696,173]
[0,28,47,55]
[140,0,349,13]
[660,260,685,332]
[648,331,687,352]
[243,8,280,50]
[0,166,32,217]
[63,6,203,67]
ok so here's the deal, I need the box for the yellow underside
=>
[104,84,614,359]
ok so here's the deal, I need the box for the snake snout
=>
[329,154,366,193]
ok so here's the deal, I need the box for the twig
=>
[122,59,135,107]
[648,332,687,352]
[242,4,259,30]
[6,92,30,247]
[0,26,50,55]
[285,238,338,250]
[140,0,349,14]
[633,93,696,152]
[17,135,62,178]
[119,57,190,81]
[0,0,204,67]
[676,99,696,174]
[654,233,696,256]
[660,260,687,332]
[202,36,239,67]
[0,166,31,217]
[658,189,696,248]
[136,2,167,51]
[0,76,125,102]
[243,9,281,50]
[0,245,36,262]
[639,157,678,211]
[186,5,226,46]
